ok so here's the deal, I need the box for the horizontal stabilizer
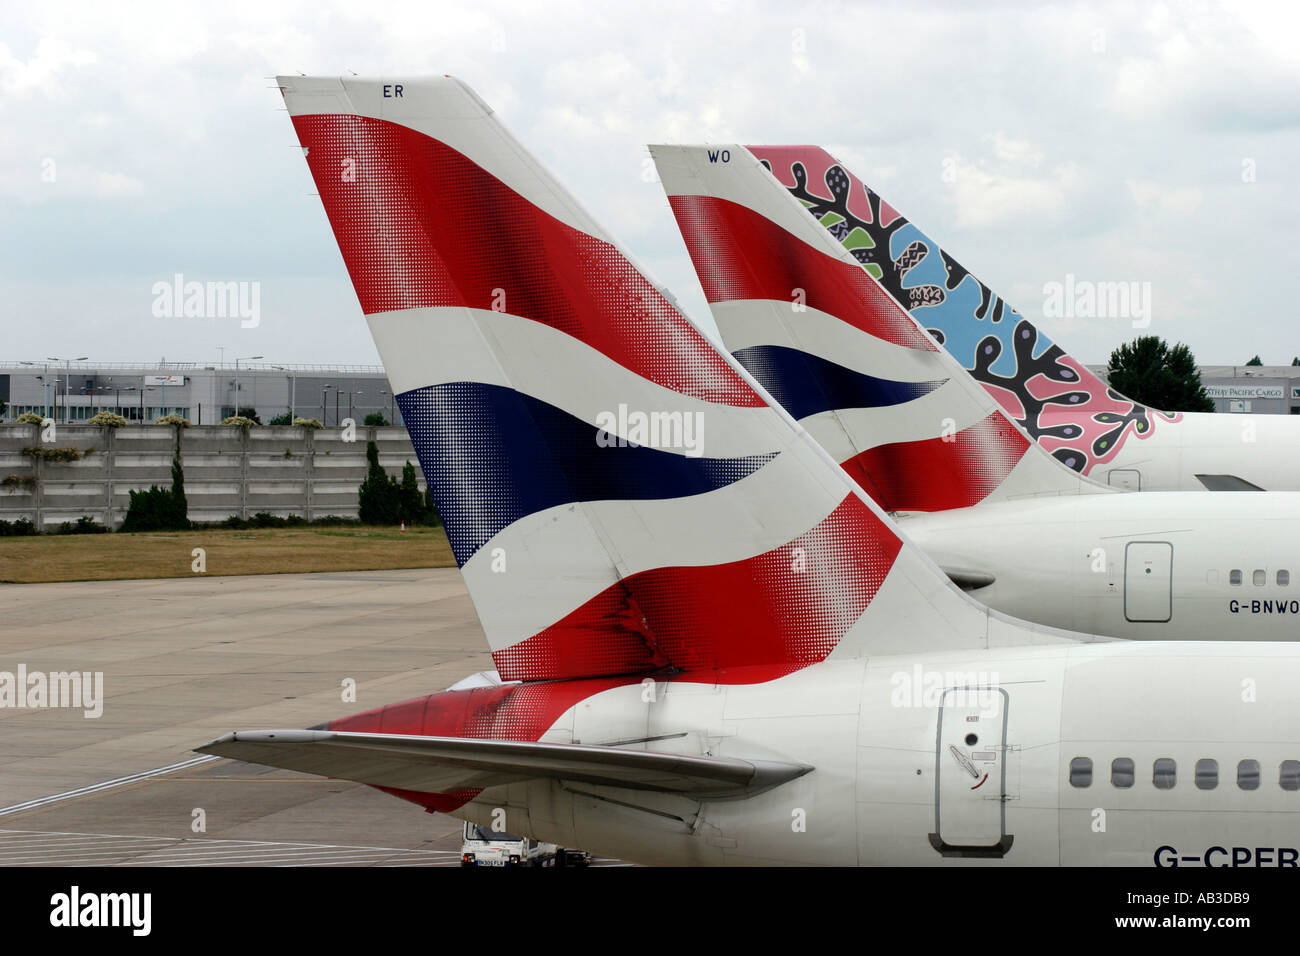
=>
[1195,474,1265,492]
[942,567,996,591]
[197,730,813,800]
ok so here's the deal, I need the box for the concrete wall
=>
[0,423,425,530]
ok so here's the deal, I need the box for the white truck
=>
[446,674,594,868]
[459,822,591,867]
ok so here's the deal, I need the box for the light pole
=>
[47,356,88,423]
[233,355,263,419]
[322,384,333,425]
[19,361,50,419]
[274,366,296,422]
[349,390,363,422]
[87,385,108,417]
[85,385,105,418]
[31,375,52,419]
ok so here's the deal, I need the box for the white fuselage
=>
[452,643,1300,865]
[902,492,1300,641]
[1096,411,1300,491]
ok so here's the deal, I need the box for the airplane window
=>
[1253,570,1266,586]
[1195,759,1218,790]
[1280,570,1291,587]
[1111,757,1135,788]
[1069,757,1092,787]
[1281,761,1300,792]
[1238,759,1260,791]
[1153,758,1176,789]
[1230,570,1243,586]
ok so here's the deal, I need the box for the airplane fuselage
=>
[435,642,1300,865]
[1051,409,1300,492]
[904,491,1300,641]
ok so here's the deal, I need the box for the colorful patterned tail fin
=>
[744,146,1180,477]
[277,77,1027,684]
[652,144,1110,512]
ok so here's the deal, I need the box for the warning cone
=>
[400,521,406,534]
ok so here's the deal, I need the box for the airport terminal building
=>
[2,360,1298,423]
[1192,366,1300,415]
[0,361,403,426]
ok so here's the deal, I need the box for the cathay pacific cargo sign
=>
[1205,384,1284,399]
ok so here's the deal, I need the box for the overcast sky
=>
[4,0,1298,369]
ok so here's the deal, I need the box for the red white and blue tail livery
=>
[651,145,1111,513]
[276,77,1032,684]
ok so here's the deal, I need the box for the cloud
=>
[0,0,1297,369]
[0,36,96,97]
[1108,0,1300,132]
[1126,179,1204,216]
[986,134,1044,168]
[945,148,1085,228]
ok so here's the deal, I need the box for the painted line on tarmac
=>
[0,754,219,817]
[0,827,465,867]
[0,826,457,853]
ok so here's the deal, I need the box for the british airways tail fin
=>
[743,146,1180,477]
[651,144,1112,512]
[278,77,1072,684]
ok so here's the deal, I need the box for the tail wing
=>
[197,730,812,799]
[651,144,1110,512]
[278,76,1067,684]
[745,146,1179,477]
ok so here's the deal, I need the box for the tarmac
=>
[0,568,619,866]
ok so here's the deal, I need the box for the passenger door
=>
[929,686,1013,858]
[1124,541,1173,622]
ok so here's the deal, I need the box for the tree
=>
[169,455,188,528]
[267,412,292,426]
[236,406,262,425]
[363,412,390,426]
[357,440,402,525]
[1107,336,1214,413]
[398,461,425,523]
[1246,355,1263,366]
[1291,356,1299,367]
[394,460,442,525]
[121,455,190,531]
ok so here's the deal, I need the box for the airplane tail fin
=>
[744,146,1179,477]
[651,144,1109,511]
[277,77,1054,683]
